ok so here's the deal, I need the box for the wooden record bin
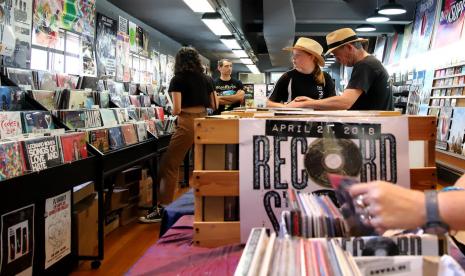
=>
[192,114,437,248]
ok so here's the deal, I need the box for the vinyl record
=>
[362,237,400,256]
[304,138,362,187]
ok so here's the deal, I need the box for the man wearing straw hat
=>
[288,28,393,111]
[267,37,336,107]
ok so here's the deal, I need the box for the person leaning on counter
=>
[287,28,393,111]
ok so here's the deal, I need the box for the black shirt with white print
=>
[214,77,244,112]
[269,69,336,103]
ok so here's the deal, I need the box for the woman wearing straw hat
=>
[288,28,393,111]
[267,37,336,107]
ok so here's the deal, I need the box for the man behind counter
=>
[214,59,245,113]
[287,28,393,111]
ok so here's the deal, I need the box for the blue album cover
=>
[22,111,54,133]
[108,127,125,150]
[0,87,24,111]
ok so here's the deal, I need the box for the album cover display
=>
[96,13,117,77]
[83,91,95,109]
[36,71,57,90]
[433,0,465,48]
[129,95,141,107]
[0,112,23,139]
[0,141,25,181]
[84,109,102,129]
[127,108,138,121]
[134,121,147,142]
[32,0,61,47]
[145,120,156,137]
[99,91,110,108]
[100,109,118,127]
[61,110,86,129]
[7,68,34,90]
[113,108,129,124]
[1,0,33,69]
[22,136,62,171]
[436,107,453,150]
[118,16,128,34]
[82,35,97,76]
[129,21,137,53]
[239,117,410,242]
[22,111,53,133]
[59,132,87,162]
[67,91,86,110]
[448,107,465,155]
[30,90,55,111]
[116,31,131,82]
[0,87,25,111]
[108,126,125,150]
[59,0,95,37]
[0,204,34,275]
[87,128,109,152]
[407,0,438,56]
[56,74,78,89]
[120,124,138,145]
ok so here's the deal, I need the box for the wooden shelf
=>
[436,149,465,174]
[435,61,465,71]
[433,73,465,80]
[432,84,465,90]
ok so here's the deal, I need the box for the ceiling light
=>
[232,49,248,58]
[183,0,215,13]
[356,24,376,32]
[378,0,406,15]
[326,56,336,61]
[201,13,232,36]
[240,58,253,64]
[220,35,241,49]
[246,64,260,74]
[366,8,390,22]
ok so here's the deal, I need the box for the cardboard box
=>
[115,166,142,187]
[107,188,129,212]
[73,193,98,256]
[104,211,120,236]
[120,203,139,226]
[139,177,153,207]
[73,182,95,205]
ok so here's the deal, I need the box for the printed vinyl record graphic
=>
[304,138,362,187]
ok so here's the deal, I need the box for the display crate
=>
[192,114,437,248]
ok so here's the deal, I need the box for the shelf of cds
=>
[192,111,438,248]
[427,64,465,176]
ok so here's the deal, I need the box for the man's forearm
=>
[219,96,238,105]
[267,100,285,107]
[302,95,352,110]
[438,191,465,230]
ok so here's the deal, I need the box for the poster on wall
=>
[239,117,410,242]
[82,35,97,76]
[96,13,117,78]
[44,191,71,269]
[32,0,62,48]
[1,0,33,69]
[407,0,439,57]
[129,21,137,53]
[166,55,175,86]
[400,23,413,60]
[152,50,161,93]
[118,16,128,34]
[60,0,96,37]
[432,0,465,48]
[159,53,167,86]
[388,33,403,64]
[136,26,143,53]
[373,35,387,62]
[0,204,34,275]
[116,32,130,82]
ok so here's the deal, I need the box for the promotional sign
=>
[239,116,410,242]
[433,0,465,48]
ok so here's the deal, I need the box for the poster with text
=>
[2,0,33,69]
[96,13,117,78]
[433,0,465,48]
[44,191,71,269]
[116,31,130,82]
[0,204,34,275]
[32,0,62,48]
[82,35,96,76]
[118,16,128,34]
[407,0,439,56]
[239,117,410,242]
[129,21,137,53]
[60,0,96,37]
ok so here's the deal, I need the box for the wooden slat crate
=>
[192,114,437,248]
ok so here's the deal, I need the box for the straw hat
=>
[283,37,325,67]
[325,28,368,55]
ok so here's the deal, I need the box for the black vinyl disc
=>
[304,138,362,187]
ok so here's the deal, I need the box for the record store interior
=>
[2,0,465,275]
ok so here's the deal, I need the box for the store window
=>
[31,30,84,75]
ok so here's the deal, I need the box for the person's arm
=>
[286,88,362,110]
[349,181,465,232]
[209,91,218,110]
[266,73,289,107]
[218,90,245,105]
[171,92,181,115]
[267,99,286,107]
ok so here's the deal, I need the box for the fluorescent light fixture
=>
[379,0,406,15]
[356,24,376,32]
[247,64,260,74]
[366,9,390,22]
[240,58,253,64]
[220,35,241,49]
[232,49,248,58]
[201,13,232,36]
[183,0,215,13]
[326,56,336,61]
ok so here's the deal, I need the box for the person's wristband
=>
[441,186,465,192]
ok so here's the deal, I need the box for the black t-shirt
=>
[269,69,336,103]
[214,77,244,112]
[347,55,393,110]
[168,72,214,108]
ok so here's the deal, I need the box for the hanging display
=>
[433,0,465,48]
[82,35,96,76]
[1,0,33,69]
[407,0,439,56]
[96,13,117,78]
[116,31,130,82]
[32,0,62,47]
[60,0,96,37]
[129,21,137,53]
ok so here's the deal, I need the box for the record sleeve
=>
[0,87,25,111]
[0,112,23,139]
[134,122,147,142]
[59,132,88,162]
[120,124,138,145]
[108,126,125,150]
[62,110,86,129]
[84,109,103,129]
[88,128,110,152]
[0,141,25,181]
[7,68,34,90]
[99,109,118,127]
[36,71,57,91]
[22,111,54,133]
[22,136,62,171]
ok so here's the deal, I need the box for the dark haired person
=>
[288,28,393,111]
[140,47,217,223]
[268,37,336,107]
[214,59,245,113]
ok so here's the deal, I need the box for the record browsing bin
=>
[192,113,438,248]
